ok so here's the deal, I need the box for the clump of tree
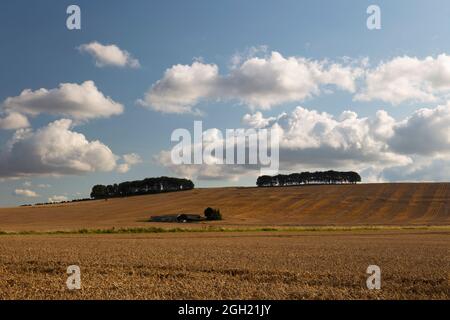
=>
[204,207,222,221]
[90,176,194,199]
[256,171,361,187]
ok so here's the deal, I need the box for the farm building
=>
[150,214,204,223]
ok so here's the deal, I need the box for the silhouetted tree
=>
[204,207,222,220]
[90,177,195,199]
[256,175,273,187]
[256,171,361,187]
[90,185,108,199]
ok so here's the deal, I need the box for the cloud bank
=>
[139,51,363,114]
[156,104,450,182]
[141,52,450,114]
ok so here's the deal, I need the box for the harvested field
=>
[0,183,449,232]
[0,230,448,299]
[0,183,448,300]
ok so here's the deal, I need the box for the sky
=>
[1,0,450,206]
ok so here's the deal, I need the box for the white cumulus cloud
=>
[138,61,218,114]
[242,111,277,128]
[116,153,143,173]
[0,119,119,178]
[355,54,450,105]
[78,41,140,68]
[0,112,29,130]
[14,188,38,197]
[139,51,363,114]
[388,103,450,155]
[2,81,123,121]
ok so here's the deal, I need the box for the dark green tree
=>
[204,207,222,220]
[90,177,195,199]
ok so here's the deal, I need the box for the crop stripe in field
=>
[0,225,449,236]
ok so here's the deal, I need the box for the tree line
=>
[90,176,194,199]
[21,198,94,207]
[256,171,361,187]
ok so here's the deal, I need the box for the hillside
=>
[0,183,448,231]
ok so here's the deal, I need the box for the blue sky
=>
[1,0,450,206]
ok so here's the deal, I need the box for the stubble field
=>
[0,183,448,232]
[0,230,448,299]
[0,184,448,299]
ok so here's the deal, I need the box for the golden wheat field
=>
[0,184,448,300]
[0,230,448,299]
